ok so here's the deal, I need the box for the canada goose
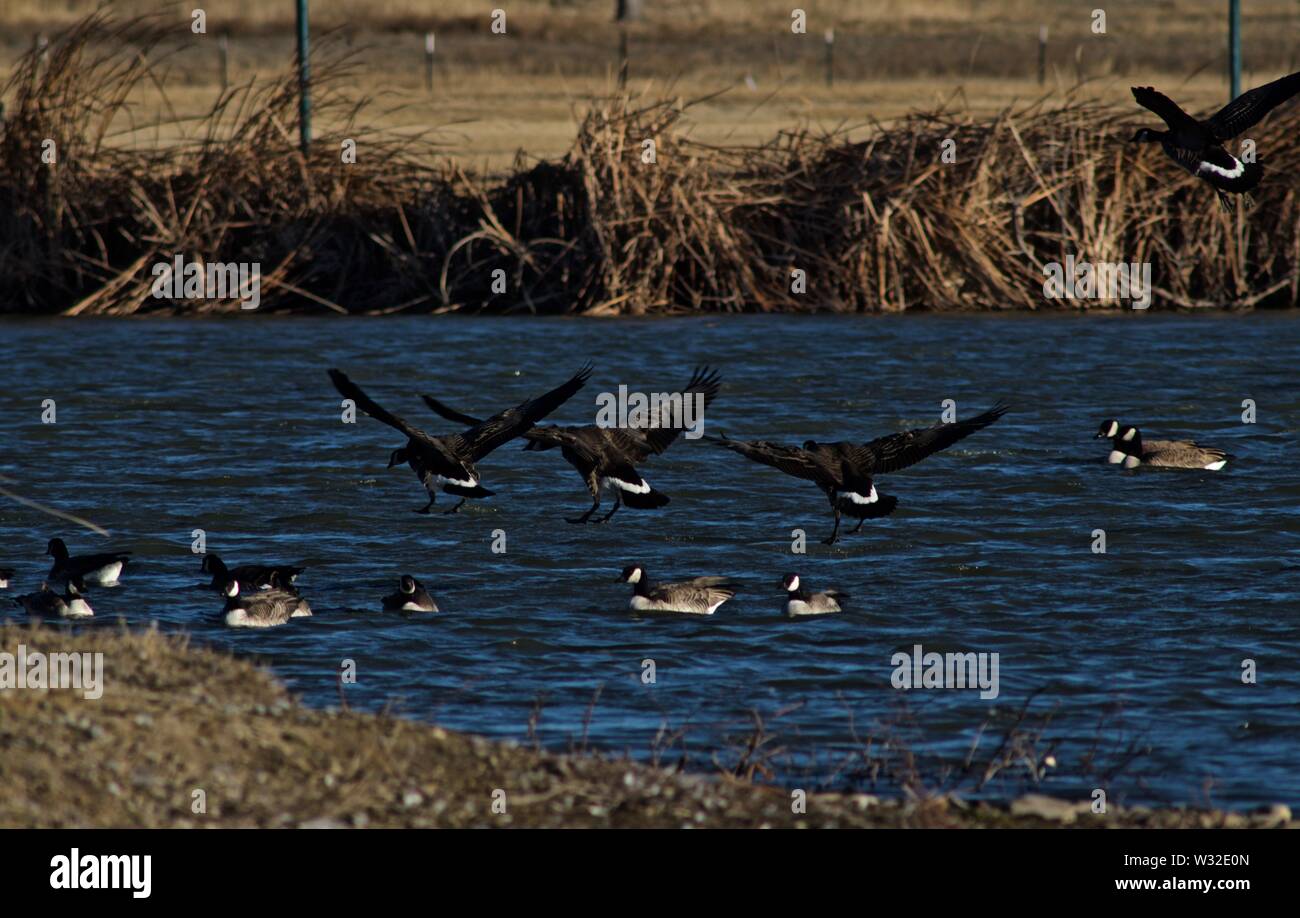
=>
[1095,418,1186,464]
[200,553,303,593]
[328,364,593,514]
[617,564,735,615]
[781,573,845,617]
[424,367,722,524]
[381,575,439,613]
[0,568,12,589]
[46,537,130,586]
[707,402,1008,544]
[13,579,94,619]
[220,579,312,628]
[1130,72,1300,209]
[1114,425,1231,471]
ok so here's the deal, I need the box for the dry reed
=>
[2,13,1298,315]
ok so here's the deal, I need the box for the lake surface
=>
[2,313,1298,808]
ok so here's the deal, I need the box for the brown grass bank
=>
[2,620,1292,829]
[2,15,1299,316]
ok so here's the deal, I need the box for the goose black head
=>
[617,564,644,584]
[782,572,801,593]
[46,538,69,560]
[399,575,417,594]
[1130,128,1161,144]
[387,447,409,469]
[200,554,226,575]
[1095,419,1120,440]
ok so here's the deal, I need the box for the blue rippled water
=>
[2,313,1298,808]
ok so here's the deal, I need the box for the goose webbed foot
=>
[443,499,466,514]
[414,498,435,514]
[567,501,600,524]
[822,510,842,545]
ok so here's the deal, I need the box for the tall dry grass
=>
[2,13,1298,315]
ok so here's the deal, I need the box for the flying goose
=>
[328,364,593,514]
[1095,419,1186,464]
[1130,72,1300,208]
[423,367,722,524]
[617,564,736,615]
[0,568,12,589]
[1113,424,1231,471]
[382,574,439,613]
[13,579,94,619]
[220,579,312,628]
[200,553,303,593]
[707,402,1008,544]
[46,537,130,586]
[781,573,845,617]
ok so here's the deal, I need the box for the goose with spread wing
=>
[423,367,721,524]
[707,402,1008,544]
[328,364,592,514]
[1130,72,1300,208]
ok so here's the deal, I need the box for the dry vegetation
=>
[2,11,1299,315]
[3,620,1292,828]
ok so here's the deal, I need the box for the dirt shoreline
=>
[0,622,1291,828]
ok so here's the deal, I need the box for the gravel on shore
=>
[0,622,1291,829]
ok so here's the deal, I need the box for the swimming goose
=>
[1095,419,1185,464]
[13,579,94,619]
[200,553,304,593]
[781,573,845,617]
[1113,425,1231,471]
[424,367,722,524]
[0,568,12,589]
[328,364,593,514]
[46,537,130,586]
[617,564,735,615]
[381,575,439,613]
[220,579,312,628]
[1130,72,1300,209]
[707,402,1008,544]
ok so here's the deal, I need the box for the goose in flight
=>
[328,365,592,514]
[1130,72,1300,208]
[708,402,1008,544]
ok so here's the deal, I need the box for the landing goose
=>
[781,573,845,617]
[200,553,303,593]
[382,575,439,613]
[220,579,312,628]
[617,564,735,615]
[1130,72,1300,209]
[328,365,592,514]
[14,579,94,619]
[1114,425,1231,471]
[46,537,130,586]
[424,367,722,524]
[707,402,1008,544]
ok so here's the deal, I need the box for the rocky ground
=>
[0,622,1292,829]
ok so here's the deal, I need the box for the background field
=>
[3,1,1299,169]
